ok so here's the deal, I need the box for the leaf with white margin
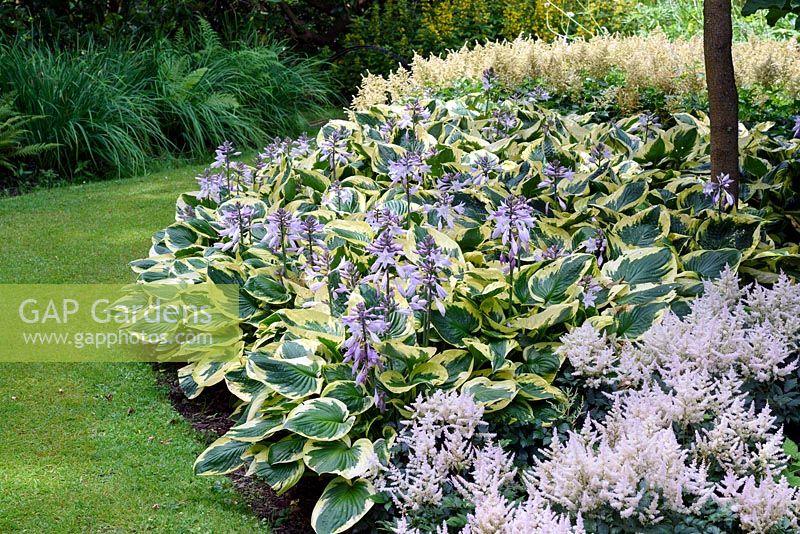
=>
[311,477,376,534]
[284,398,355,441]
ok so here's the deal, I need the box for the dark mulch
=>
[154,364,321,534]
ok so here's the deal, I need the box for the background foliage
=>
[0,24,333,192]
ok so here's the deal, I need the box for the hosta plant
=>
[133,89,799,533]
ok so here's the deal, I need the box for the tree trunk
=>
[704,0,740,205]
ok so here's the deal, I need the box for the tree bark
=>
[704,0,740,205]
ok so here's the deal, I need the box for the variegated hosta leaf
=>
[464,338,518,373]
[461,377,518,412]
[682,248,742,279]
[311,477,376,534]
[611,205,671,249]
[430,301,482,347]
[225,414,284,443]
[303,438,373,478]
[321,381,374,415]
[243,274,291,304]
[511,301,579,331]
[268,434,307,464]
[276,309,345,345]
[194,436,253,475]
[613,302,669,338]
[602,247,677,286]
[695,216,762,256]
[283,398,355,441]
[247,352,324,400]
[516,373,566,402]
[430,349,474,389]
[249,452,305,496]
[527,254,594,305]
[378,361,448,394]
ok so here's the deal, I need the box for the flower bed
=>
[133,85,799,533]
[353,33,800,133]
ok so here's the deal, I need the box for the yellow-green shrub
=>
[333,0,635,90]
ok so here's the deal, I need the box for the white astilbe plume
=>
[375,390,486,512]
[378,390,584,534]
[529,270,800,531]
[716,471,800,533]
[528,403,714,524]
[557,323,617,387]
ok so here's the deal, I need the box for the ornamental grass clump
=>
[133,86,799,533]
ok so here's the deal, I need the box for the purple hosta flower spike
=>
[341,302,388,386]
[579,275,602,308]
[533,243,566,262]
[469,155,502,187]
[490,195,536,262]
[423,190,465,230]
[589,142,612,165]
[177,204,196,221]
[631,112,661,139]
[437,172,468,193]
[196,169,225,203]
[367,224,404,285]
[320,127,353,211]
[389,147,434,227]
[489,195,536,308]
[333,260,362,298]
[540,162,574,210]
[228,161,253,193]
[366,207,403,236]
[262,208,302,274]
[323,180,354,213]
[483,109,519,139]
[258,137,290,169]
[398,236,451,345]
[210,141,240,169]
[295,216,326,266]
[388,148,433,191]
[397,100,431,129]
[704,172,735,211]
[793,116,800,138]
[481,67,498,92]
[290,133,312,159]
[583,227,608,266]
[366,212,404,309]
[527,86,551,102]
[379,117,396,140]
[215,202,256,252]
[319,127,353,168]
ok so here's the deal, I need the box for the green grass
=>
[0,165,268,533]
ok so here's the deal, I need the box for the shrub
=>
[627,0,799,40]
[352,33,800,132]
[334,0,636,92]
[132,87,799,533]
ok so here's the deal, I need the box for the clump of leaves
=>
[133,87,800,533]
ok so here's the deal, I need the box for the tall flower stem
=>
[422,285,432,346]
[280,227,288,277]
[508,261,515,311]
[405,187,412,229]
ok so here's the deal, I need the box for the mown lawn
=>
[0,167,269,533]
